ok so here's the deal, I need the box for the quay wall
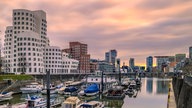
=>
[172,76,192,108]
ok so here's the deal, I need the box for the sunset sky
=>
[0,0,192,66]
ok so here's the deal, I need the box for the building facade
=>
[129,58,135,71]
[175,54,186,63]
[146,56,153,72]
[4,9,78,75]
[154,56,169,72]
[63,42,90,73]
[4,9,49,74]
[105,49,117,72]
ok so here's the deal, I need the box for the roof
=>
[64,97,80,104]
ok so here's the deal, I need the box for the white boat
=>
[62,96,82,108]
[0,92,13,102]
[79,101,104,108]
[25,94,59,108]
[41,84,58,95]
[128,80,137,89]
[20,82,43,93]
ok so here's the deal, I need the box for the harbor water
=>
[0,77,170,108]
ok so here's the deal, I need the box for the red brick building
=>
[63,42,90,73]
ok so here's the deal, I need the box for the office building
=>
[4,9,78,74]
[129,58,135,71]
[105,49,117,72]
[146,56,153,72]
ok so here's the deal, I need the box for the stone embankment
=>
[172,76,192,108]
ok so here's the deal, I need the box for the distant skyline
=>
[1,0,192,66]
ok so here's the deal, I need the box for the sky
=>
[0,0,192,66]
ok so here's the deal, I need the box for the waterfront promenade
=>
[167,80,176,108]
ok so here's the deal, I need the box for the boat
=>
[80,83,99,96]
[0,92,13,102]
[20,82,43,93]
[121,78,131,87]
[58,81,79,95]
[104,86,125,100]
[61,96,82,108]
[58,86,66,94]
[135,78,142,86]
[79,101,104,108]
[41,84,58,95]
[25,94,61,108]
[125,87,135,95]
[83,71,117,94]
[128,80,137,89]
[69,81,84,86]
[63,86,78,96]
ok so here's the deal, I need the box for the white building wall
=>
[4,9,78,75]
[44,46,62,74]
[62,52,79,74]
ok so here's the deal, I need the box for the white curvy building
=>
[4,9,78,74]
[62,52,79,74]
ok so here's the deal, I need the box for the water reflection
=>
[122,78,170,108]
[147,79,153,93]
[156,80,169,94]
[0,78,170,108]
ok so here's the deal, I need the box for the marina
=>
[0,77,170,108]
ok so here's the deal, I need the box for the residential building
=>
[146,56,153,72]
[63,42,90,73]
